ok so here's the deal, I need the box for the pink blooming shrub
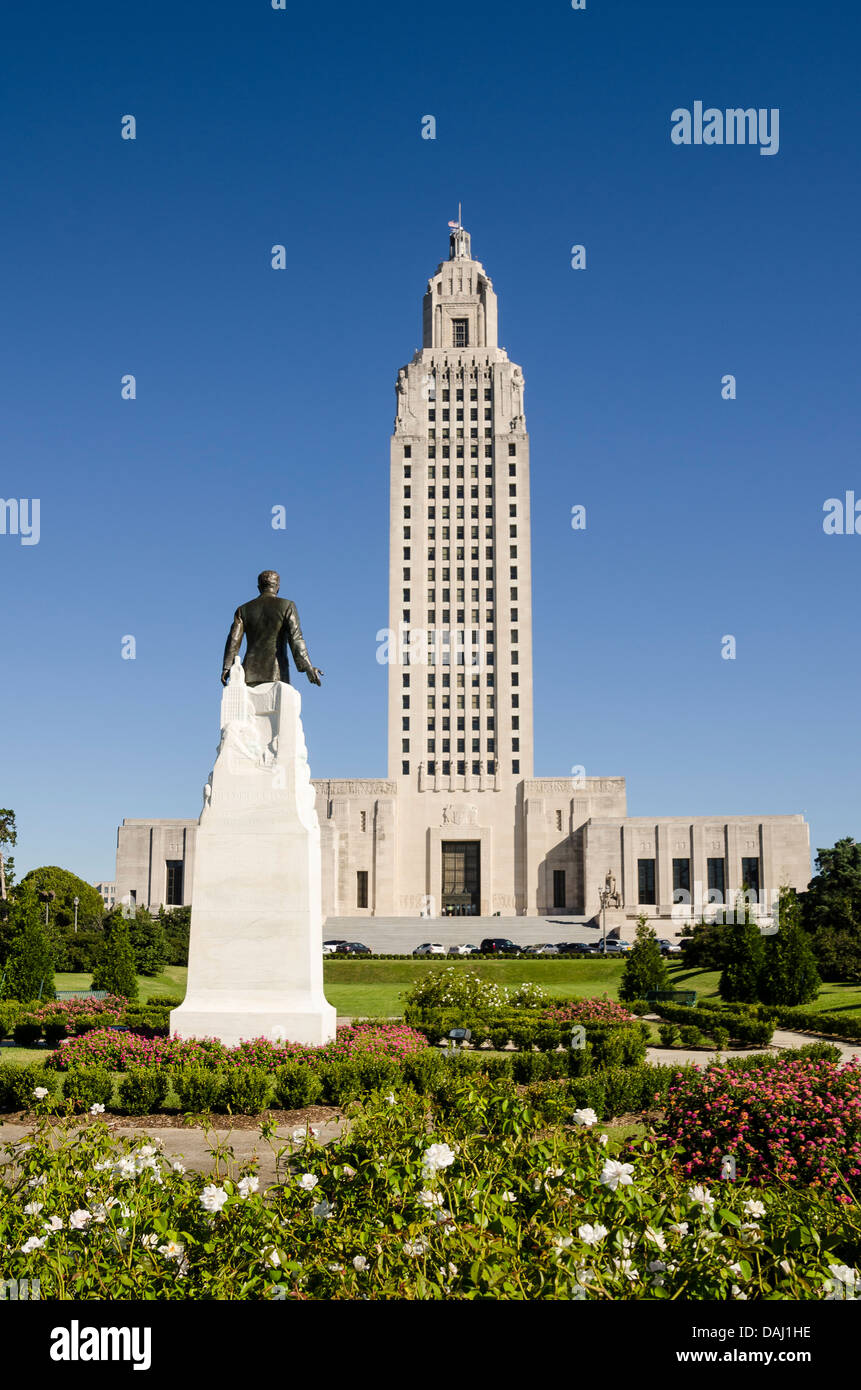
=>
[541,997,635,1025]
[29,996,129,1027]
[47,1022,428,1074]
[660,1058,861,1190]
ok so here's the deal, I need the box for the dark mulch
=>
[0,1106,344,1132]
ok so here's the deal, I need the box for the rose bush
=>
[2,1077,858,1300]
[659,1057,861,1190]
[45,1022,428,1074]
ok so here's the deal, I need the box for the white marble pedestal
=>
[170,661,336,1048]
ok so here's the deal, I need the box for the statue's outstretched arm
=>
[221,610,244,685]
[286,602,323,686]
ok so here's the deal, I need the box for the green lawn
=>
[54,966,188,1001]
[38,958,861,1023]
[321,957,627,1017]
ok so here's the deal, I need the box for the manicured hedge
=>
[650,1001,774,1045]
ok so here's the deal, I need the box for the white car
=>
[523,943,560,956]
[447,943,480,956]
[322,943,337,956]
[413,943,447,956]
[600,939,631,954]
[656,938,683,956]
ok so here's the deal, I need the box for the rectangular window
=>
[553,869,566,910]
[165,860,183,907]
[707,858,726,897]
[356,871,368,909]
[672,858,691,895]
[741,857,761,895]
[453,319,468,347]
[638,858,656,905]
[360,810,367,832]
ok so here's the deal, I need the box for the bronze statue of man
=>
[221,571,323,687]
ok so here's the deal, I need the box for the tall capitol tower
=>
[387,220,534,792]
[115,222,812,930]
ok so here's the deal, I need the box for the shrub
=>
[619,916,669,1001]
[588,1024,647,1069]
[658,1024,680,1047]
[511,1052,553,1083]
[711,1027,730,1051]
[760,889,821,1005]
[542,997,634,1025]
[318,1058,364,1106]
[43,1021,68,1047]
[402,968,511,1015]
[678,1025,703,1047]
[2,886,55,1002]
[273,1061,324,1110]
[146,993,184,1008]
[62,1066,115,1113]
[352,1053,401,1095]
[91,913,139,1001]
[0,1063,60,1111]
[785,1042,842,1064]
[13,1020,42,1047]
[223,1066,271,1114]
[174,1067,226,1112]
[719,912,765,1003]
[627,999,651,1016]
[117,1067,170,1115]
[0,1000,26,1040]
[506,982,550,1010]
[660,1058,861,1188]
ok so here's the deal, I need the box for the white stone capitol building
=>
[114,223,810,929]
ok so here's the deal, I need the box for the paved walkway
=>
[645,1028,861,1070]
[0,1116,347,1183]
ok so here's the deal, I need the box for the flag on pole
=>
[448,220,459,228]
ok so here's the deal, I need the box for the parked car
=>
[339,941,371,956]
[656,938,683,956]
[479,938,522,955]
[559,941,600,957]
[447,943,479,955]
[322,943,337,956]
[523,943,560,956]
[324,939,348,949]
[600,939,631,954]
[413,943,447,956]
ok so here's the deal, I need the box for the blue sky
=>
[2,0,859,884]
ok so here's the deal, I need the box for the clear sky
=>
[2,0,859,884]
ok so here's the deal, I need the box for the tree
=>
[160,905,190,967]
[800,838,861,982]
[619,915,670,1002]
[0,808,16,900]
[1,883,55,1002]
[718,898,765,1003]
[678,915,727,969]
[18,866,104,932]
[760,887,821,1005]
[128,908,168,976]
[92,913,139,1001]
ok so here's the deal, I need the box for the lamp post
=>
[599,888,609,955]
[73,896,79,934]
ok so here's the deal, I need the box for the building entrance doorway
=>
[441,841,480,915]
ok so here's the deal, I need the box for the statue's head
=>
[257,570,280,595]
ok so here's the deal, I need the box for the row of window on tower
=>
[402,443,519,460]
